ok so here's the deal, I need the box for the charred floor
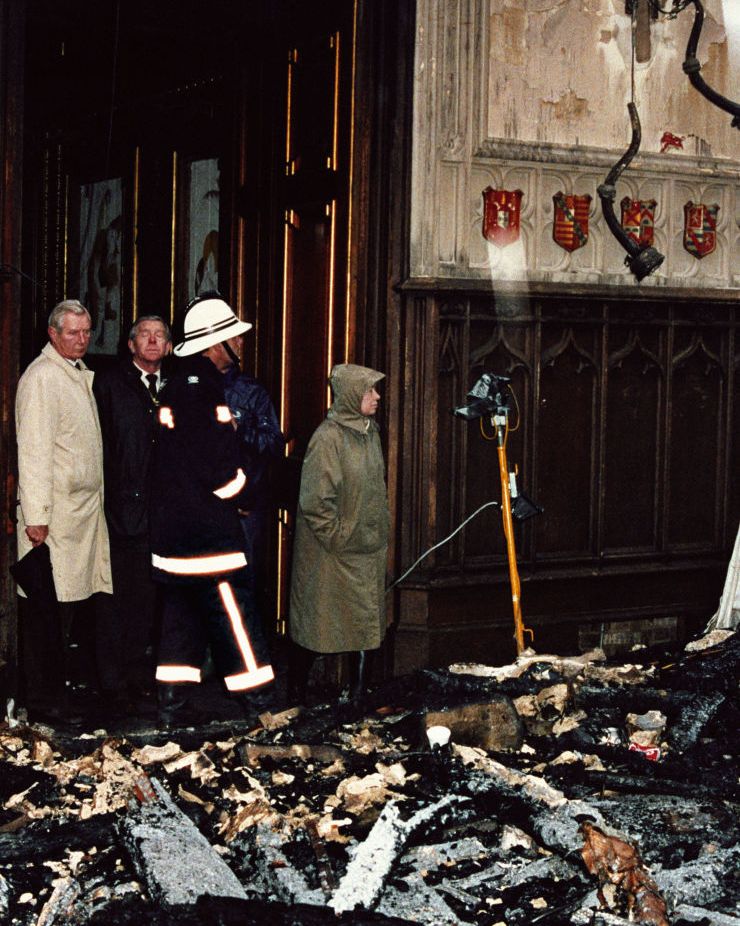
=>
[0,631,738,926]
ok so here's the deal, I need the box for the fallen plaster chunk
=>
[258,706,302,730]
[583,663,650,686]
[449,648,606,681]
[552,711,587,735]
[685,629,734,652]
[499,823,536,853]
[330,794,466,914]
[242,743,343,765]
[335,771,402,815]
[536,683,569,715]
[119,776,247,907]
[163,749,217,782]
[132,742,182,765]
[626,710,667,748]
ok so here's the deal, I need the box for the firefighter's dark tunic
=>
[150,354,273,692]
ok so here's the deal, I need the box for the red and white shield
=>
[683,201,719,259]
[620,197,657,249]
[482,187,523,248]
[553,192,591,252]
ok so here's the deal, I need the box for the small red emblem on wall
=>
[553,192,591,252]
[482,187,523,248]
[620,198,657,249]
[683,201,719,259]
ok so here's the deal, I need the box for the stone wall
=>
[410,0,739,288]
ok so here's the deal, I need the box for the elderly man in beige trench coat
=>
[15,299,112,722]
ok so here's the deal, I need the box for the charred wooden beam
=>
[546,764,734,801]
[118,776,247,907]
[0,813,118,863]
[330,795,466,914]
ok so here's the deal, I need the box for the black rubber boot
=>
[157,683,189,728]
[231,683,275,719]
[348,649,374,701]
[287,643,316,706]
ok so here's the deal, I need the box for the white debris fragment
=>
[330,795,465,914]
[500,824,536,853]
[133,742,182,765]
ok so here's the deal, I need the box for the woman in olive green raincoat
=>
[288,363,389,698]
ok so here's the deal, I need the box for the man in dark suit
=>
[93,315,172,714]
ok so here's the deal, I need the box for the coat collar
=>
[41,342,92,376]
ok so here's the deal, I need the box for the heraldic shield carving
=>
[620,197,657,249]
[683,201,719,259]
[553,192,592,252]
[482,187,524,248]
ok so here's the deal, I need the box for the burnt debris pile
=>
[0,630,738,925]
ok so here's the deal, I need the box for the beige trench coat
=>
[16,343,112,601]
[289,364,389,654]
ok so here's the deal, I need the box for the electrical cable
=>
[385,499,500,592]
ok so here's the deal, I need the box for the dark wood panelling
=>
[0,0,26,691]
[393,286,737,671]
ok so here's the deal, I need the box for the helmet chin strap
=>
[224,340,241,369]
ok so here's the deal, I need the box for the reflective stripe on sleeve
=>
[213,467,247,499]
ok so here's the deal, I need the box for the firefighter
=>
[150,295,274,725]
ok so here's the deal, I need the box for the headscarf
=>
[327,363,384,431]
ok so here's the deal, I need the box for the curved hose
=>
[683,0,740,128]
[597,103,664,281]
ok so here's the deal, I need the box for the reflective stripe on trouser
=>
[156,575,273,691]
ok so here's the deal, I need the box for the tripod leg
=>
[496,419,533,655]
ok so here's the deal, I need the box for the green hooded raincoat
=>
[289,364,389,653]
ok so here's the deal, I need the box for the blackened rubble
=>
[0,632,738,925]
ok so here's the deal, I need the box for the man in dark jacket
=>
[93,315,172,713]
[150,295,274,725]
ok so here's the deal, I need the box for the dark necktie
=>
[74,361,82,370]
[145,373,158,402]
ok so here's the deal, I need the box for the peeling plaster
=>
[485,0,739,158]
[540,90,590,122]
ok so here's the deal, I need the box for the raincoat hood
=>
[327,363,384,431]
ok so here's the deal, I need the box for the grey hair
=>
[129,315,172,342]
[48,299,90,332]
